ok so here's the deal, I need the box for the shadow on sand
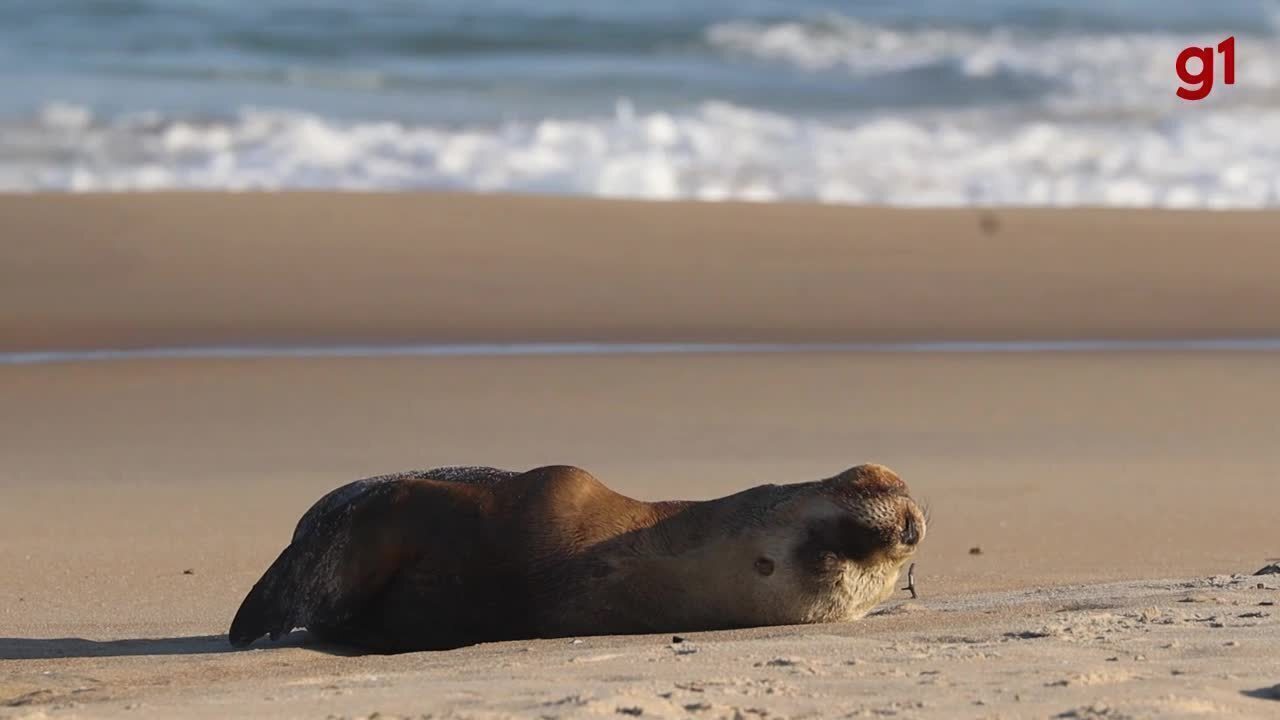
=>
[1242,685,1279,702]
[0,631,365,660]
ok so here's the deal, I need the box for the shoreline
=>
[6,337,1280,366]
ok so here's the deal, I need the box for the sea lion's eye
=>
[754,557,775,576]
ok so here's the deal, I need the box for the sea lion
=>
[229,463,925,652]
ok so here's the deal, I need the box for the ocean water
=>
[1,0,1278,205]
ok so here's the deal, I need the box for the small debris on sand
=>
[1005,630,1053,640]
[978,211,1001,236]
[970,547,984,556]
[902,562,918,599]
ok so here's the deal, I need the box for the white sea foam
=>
[2,7,1278,205]
[4,100,1279,207]
[708,17,998,75]
[705,16,1280,113]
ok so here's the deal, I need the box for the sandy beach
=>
[2,194,1279,718]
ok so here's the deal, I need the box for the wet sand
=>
[5,194,1280,351]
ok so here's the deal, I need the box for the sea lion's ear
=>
[227,479,412,648]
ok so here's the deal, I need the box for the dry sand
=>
[1,194,1278,718]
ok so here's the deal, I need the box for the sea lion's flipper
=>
[228,477,409,648]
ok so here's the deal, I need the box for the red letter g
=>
[1176,46,1215,101]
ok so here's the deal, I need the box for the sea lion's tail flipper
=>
[228,543,304,646]
[228,478,409,648]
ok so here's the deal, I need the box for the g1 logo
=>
[1176,36,1235,101]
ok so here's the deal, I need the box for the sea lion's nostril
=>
[900,514,920,546]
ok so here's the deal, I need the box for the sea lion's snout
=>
[867,493,925,560]
[817,463,926,561]
[776,464,925,623]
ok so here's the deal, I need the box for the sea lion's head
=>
[550,463,927,634]
[737,463,926,625]
[809,463,925,567]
